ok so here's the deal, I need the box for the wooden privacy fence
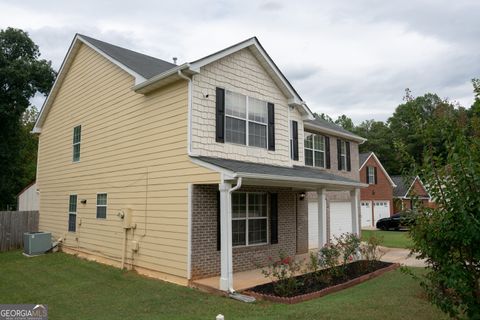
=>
[0,211,39,252]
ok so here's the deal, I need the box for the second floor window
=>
[368,166,376,184]
[225,90,267,148]
[339,140,347,170]
[304,133,326,168]
[72,125,81,162]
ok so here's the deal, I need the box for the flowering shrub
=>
[335,233,361,268]
[318,242,342,279]
[261,252,302,297]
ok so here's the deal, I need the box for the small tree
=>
[402,118,480,318]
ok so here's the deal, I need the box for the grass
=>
[0,250,447,320]
[362,229,413,249]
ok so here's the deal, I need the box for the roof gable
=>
[34,34,315,133]
[358,152,396,187]
[392,175,430,198]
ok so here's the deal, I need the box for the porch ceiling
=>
[190,156,367,191]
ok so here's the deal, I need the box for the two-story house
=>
[33,34,366,292]
[358,152,396,228]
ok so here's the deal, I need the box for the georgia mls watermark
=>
[0,305,48,320]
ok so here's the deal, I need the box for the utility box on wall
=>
[24,232,52,256]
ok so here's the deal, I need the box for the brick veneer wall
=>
[360,155,394,215]
[191,184,307,280]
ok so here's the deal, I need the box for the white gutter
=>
[226,177,242,293]
[233,172,368,188]
[177,70,193,155]
[132,63,192,93]
[304,123,366,144]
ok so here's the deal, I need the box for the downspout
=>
[177,70,193,155]
[225,176,242,293]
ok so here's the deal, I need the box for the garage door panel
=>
[361,201,372,228]
[307,198,327,249]
[373,200,390,226]
[330,201,352,241]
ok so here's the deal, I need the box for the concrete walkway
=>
[379,246,427,267]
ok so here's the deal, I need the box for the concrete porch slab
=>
[192,253,310,292]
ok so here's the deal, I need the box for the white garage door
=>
[361,201,373,228]
[307,198,327,249]
[329,202,353,241]
[373,201,390,225]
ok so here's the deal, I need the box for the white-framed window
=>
[304,133,326,168]
[68,194,77,232]
[340,140,347,170]
[96,193,107,219]
[225,90,268,148]
[232,192,268,246]
[368,166,375,184]
[72,125,81,162]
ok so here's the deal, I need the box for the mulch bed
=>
[245,260,399,304]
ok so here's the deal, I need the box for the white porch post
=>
[350,188,360,235]
[219,182,232,291]
[317,188,327,248]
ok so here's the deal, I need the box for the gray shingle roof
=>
[193,156,362,186]
[359,152,372,167]
[304,118,365,141]
[78,34,176,79]
[391,175,410,197]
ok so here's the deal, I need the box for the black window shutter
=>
[292,121,299,161]
[215,87,225,143]
[366,166,370,183]
[267,103,275,151]
[325,136,331,169]
[374,166,378,184]
[346,141,351,171]
[270,193,278,244]
[216,190,221,251]
[337,139,342,170]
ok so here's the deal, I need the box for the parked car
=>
[376,211,415,231]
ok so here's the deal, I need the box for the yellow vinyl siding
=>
[37,43,219,281]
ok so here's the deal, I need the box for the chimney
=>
[172,57,178,65]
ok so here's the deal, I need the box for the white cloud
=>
[1,0,478,123]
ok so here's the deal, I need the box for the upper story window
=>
[72,125,81,162]
[232,192,268,247]
[304,133,326,168]
[340,140,347,169]
[224,90,268,148]
[96,193,107,219]
[367,166,376,184]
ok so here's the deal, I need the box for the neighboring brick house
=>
[34,34,367,292]
[358,152,396,228]
[391,176,432,212]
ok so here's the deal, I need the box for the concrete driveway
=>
[379,246,427,267]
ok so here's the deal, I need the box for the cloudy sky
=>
[1,0,479,123]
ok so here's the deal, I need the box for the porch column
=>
[219,183,232,291]
[317,188,327,248]
[350,188,360,235]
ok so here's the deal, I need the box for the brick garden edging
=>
[244,263,400,304]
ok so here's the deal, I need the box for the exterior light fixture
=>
[299,192,306,200]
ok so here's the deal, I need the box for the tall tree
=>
[0,27,55,209]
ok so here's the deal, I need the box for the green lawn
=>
[0,251,446,320]
[362,229,413,249]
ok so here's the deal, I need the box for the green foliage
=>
[261,252,302,297]
[360,233,385,270]
[0,27,55,208]
[403,117,480,318]
[335,233,361,274]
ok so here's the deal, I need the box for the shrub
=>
[261,252,302,297]
[335,233,361,272]
[319,242,342,280]
[360,234,385,271]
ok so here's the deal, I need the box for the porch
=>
[190,156,367,292]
